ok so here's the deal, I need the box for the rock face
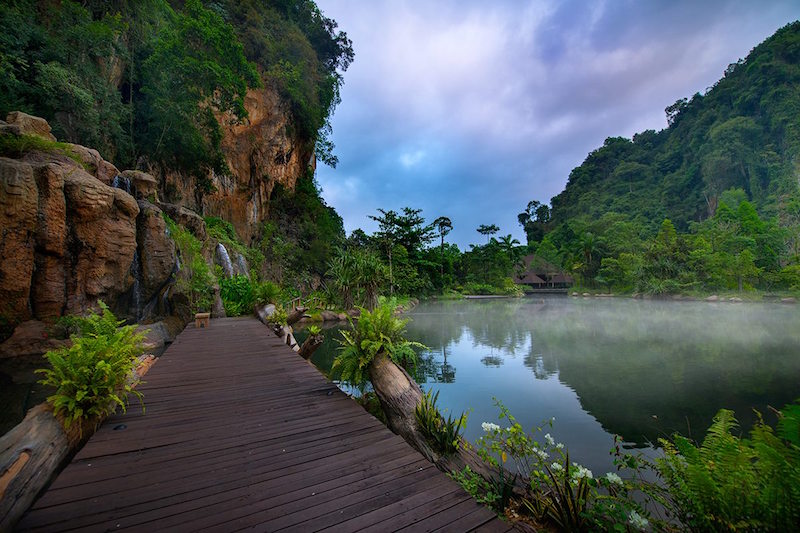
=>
[136,200,177,300]
[160,87,314,243]
[0,156,139,324]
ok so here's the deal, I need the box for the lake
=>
[299,296,800,475]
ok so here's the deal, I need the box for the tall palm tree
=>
[433,216,452,284]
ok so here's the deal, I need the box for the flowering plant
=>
[474,399,659,531]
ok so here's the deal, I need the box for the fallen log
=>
[286,306,308,326]
[367,353,497,482]
[0,354,156,531]
[298,333,323,360]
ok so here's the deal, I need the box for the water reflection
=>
[300,296,800,474]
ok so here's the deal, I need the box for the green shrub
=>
[331,302,425,386]
[253,280,283,307]
[657,402,800,531]
[269,306,288,326]
[37,302,145,429]
[204,216,240,246]
[164,215,214,312]
[415,389,466,455]
[307,324,322,336]
[219,275,254,316]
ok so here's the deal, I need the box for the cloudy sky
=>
[314,0,800,249]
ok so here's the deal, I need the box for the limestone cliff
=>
[158,86,314,244]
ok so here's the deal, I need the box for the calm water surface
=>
[300,296,800,475]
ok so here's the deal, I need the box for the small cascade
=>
[111,174,134,196]
[130,250,143,320]
[215,243,234,278]
[236,253,250,279]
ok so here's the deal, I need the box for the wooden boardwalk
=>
[17,317,511,532]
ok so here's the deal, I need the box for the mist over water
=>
[304,296,800,474]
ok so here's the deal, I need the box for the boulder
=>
[136,200,176,300]
[320,310,341,322]
[122,170,158,200]
[65,143,119,185]
[780,297,797,304]
[5,111,56,141]
[158,202,207,241]
[0,321,68,359]
[705,295,719,302]
[136,318,183,353]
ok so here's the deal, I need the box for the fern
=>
[657,402,800,531]
[330,303,426,386]
[37,302,145,430]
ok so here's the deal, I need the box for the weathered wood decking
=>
[17,317,511,532]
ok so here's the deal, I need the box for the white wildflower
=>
[628,510,649,531]
[605,472,623,485]
[481,422,500,432]
[556,442,564,449]
[535,449,549,460]
[550,462,563,471]
[544,433,555,446]
[571,464,593,482]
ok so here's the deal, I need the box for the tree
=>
[477,224,499,243]
[369,208,436,295]
[433,216,453,284]
[518,201,551,244]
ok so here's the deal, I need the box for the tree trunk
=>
[0,355,156,531]
[286,306,308,326]
[367,354,497,482]
[298,334,323,360]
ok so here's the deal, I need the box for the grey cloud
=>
[315,0,800,248]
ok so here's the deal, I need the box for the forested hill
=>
[0,0,352,175]
[548,21,800,231]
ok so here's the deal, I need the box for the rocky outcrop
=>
[4,112,56,141]
[158,202,207,241]
[0,115,185,330]
[0,156,140,324]
[122,170,158,200]
[160,87,314,243]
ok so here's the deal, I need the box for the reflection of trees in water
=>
[306,299,800,447]
[480,355,504,367]
[409,298,800,446]
[526,299,800,444]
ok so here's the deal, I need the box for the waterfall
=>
[130,250,143,320]
[216,243,234,278]
[236,253,250,279]
[111,174,134,195]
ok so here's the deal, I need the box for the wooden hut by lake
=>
[514,254,574,291]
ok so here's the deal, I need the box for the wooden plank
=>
[16,317,505,532]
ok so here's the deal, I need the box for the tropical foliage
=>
[37,302,145,429]
[0,0,352,178]
[452,399,800,532]
[415,389,466,455]
[657,403,800,531]
[330,302,425,387]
